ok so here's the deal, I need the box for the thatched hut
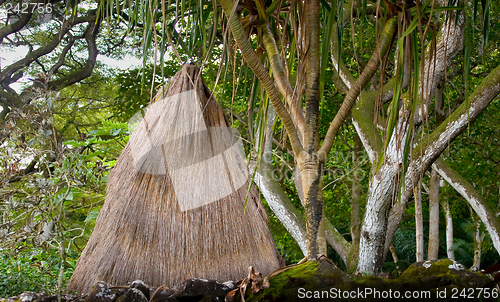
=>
[68,64,284,293]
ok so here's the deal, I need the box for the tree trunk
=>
[441,199,455,260]
[299,154,327,258]
[358,101,412,274]
[472,215,485,270]
[428,168,440,260]
[415,180,424,262]
[433,158,500,257]
[348,133,362,270]
[357,7,465,274]
[357,159,399,274]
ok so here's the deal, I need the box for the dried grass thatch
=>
[68,64,284,293]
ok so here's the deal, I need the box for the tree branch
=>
[48,35,76,77]
[219,0,304,157]
[47,18,100,89]
[414,10,464,124]
[261,24,305,137]
[0,14,97,86]
[407,62,500,200]
[0,11,32,42]
[319,17,397,160]
[0,89,23,109]
[384,62,500,256]
[433,158,500,256]
[303,0,321,154]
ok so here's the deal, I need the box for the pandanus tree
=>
[2,0,499,278]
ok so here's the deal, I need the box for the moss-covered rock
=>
[398,259,490,288]
[245,259,495,302]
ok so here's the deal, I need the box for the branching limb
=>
[384,62,500,257]
[414,9,464,124]
[303,0,321,154]
[0,11,32,42]
[261,25,305,137]
[319,17,397,160]
[48,35,76,77]
[48,18,100,89]
[0,89,23,109]
[252,0,305,136]
[0,14,97,86]
[407,63,500,200]
[219,0,304,157]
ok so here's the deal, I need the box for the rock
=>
[60,294,85,302]
[2,292,41,302]
[130,281,149,300]
[171,279,234,300]
[198,296,223,302]
[149,288,177,302]
[221,281,237,291]
[399,259,489,288]
[18,293,41,302]
[115,289,147,302]
[3,293,70,302]
[85,281,126,302]
[34,295,57,302]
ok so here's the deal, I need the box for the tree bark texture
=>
[441,198,455,260]
[415,180,424,262]
[428,168,440,260]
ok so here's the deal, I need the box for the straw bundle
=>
[68,64,284,293]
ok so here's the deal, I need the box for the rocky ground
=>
[1,259,498,302]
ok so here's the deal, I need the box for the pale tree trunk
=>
[414,180,424,262]
[428,168,440,260]
[357,8,465,274]
[357,154,401,274]
[441,198,455,260]
[473,232,485,270]
[254,169,308,255]
[357,105,411,274]
[433,158,500,257]
[427,78,445,261]
[471,213,485,270]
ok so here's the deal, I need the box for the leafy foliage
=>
[0,244,76,297]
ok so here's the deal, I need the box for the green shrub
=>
[0,244,76,297]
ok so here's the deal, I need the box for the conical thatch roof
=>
[68,64,284,293]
